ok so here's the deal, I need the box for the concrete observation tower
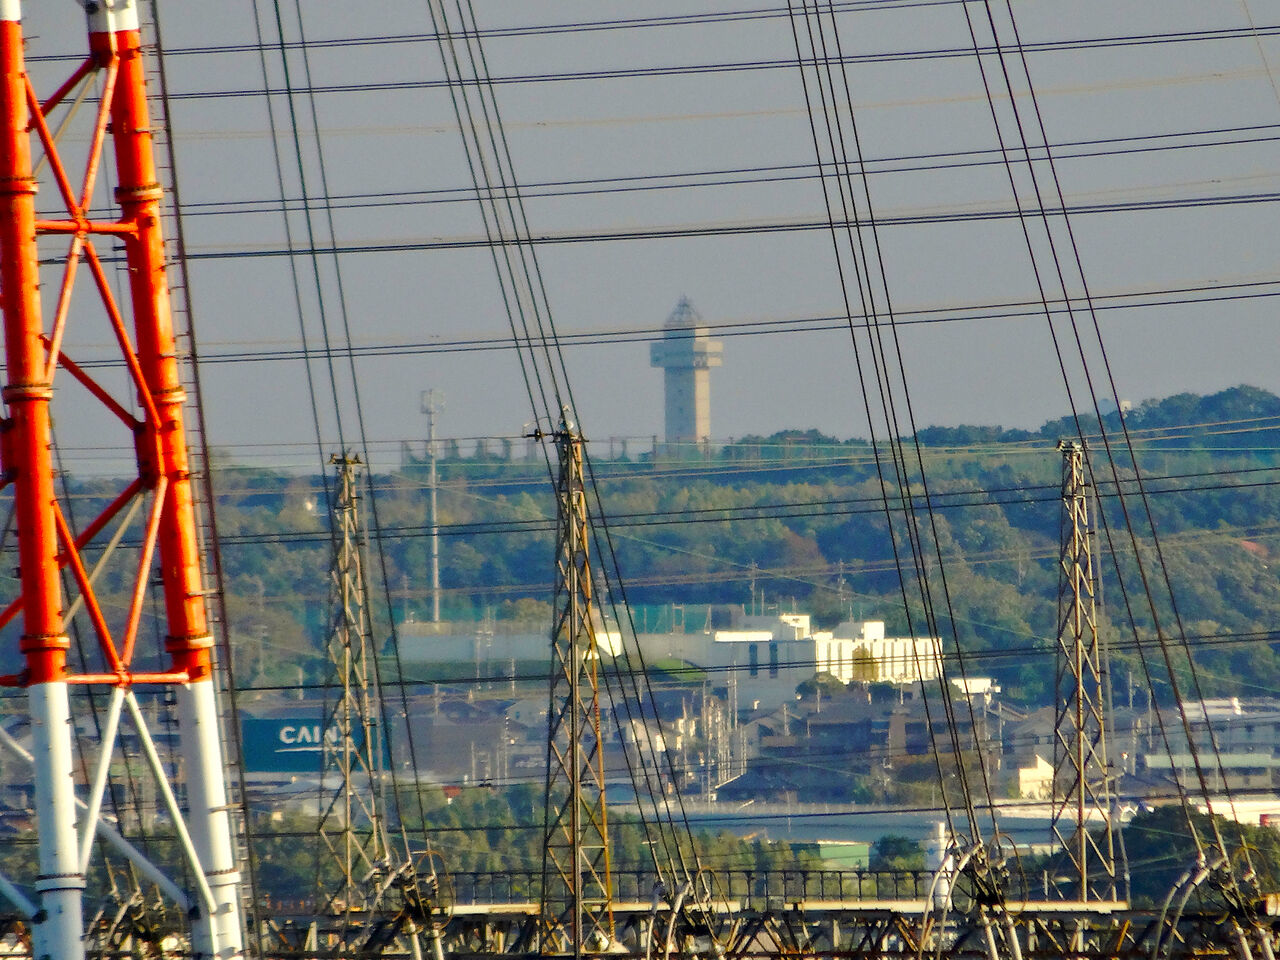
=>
[649,298,723,450]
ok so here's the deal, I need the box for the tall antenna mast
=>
[421,390,444,623]
[541,418,614,954]
[0,3,244,955]
[1050,440,1118,901]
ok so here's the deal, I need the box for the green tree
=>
[871,834,926,871]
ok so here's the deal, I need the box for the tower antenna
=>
[421,390,444,623]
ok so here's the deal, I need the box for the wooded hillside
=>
[75,385,1279,707]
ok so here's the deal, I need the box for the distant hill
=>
[917,384,1280,450]
[68,385,1275,708]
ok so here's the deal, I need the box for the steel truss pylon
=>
[541,421,615,954]
[318,455,391,916]
[303,454,441,959]
[0,2,242,957]
[1049,440,1118,901]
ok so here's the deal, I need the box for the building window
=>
[769,642,779,678]
[748,644,759,678]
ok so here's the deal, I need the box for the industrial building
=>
[636,612,947,712]
[395,610,945,713]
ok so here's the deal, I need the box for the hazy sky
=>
[18,1,1280,472]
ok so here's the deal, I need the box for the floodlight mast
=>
[0,2,243,957]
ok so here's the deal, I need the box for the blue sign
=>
[241,714,371,774]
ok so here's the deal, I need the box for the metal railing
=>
[443,868,935,908]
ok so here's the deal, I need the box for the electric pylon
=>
[1049,440,1118,901]
[311,454,440,958]
[0,2,243,957]
[541,420,615,954]
[317,456,393,919]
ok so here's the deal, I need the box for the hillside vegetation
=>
[78,385,1280,707]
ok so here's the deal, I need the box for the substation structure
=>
[339,890,1277,960]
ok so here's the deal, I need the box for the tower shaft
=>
[662,367,712,448]
[650,298,722,450]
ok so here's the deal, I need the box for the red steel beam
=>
[0,18,67,687]
[0,10,84,956]
[95,25,215,682]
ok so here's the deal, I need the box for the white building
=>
[1017,754,1054,800]
[815,620,945,685]
[1138,700,1280,793]
[636,614,947,712]
[397,611,949,715]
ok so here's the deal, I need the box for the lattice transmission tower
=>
[541,421,615,954]
[1049,440,1119,901]
[316,454,394,924]
[303,454,441,959]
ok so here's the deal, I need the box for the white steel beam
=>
[175,680,245,959]
[0,721,190,911]
[29,682,86,960]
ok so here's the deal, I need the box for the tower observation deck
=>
[649,298,723,449]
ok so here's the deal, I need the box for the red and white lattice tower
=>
[0,2,243,957]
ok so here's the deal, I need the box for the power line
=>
[161,122,1280,219]
[22,3,978,66]
[161,187,1280,261]
[151,22,1280,102]
[191,471,1280,545]
[39,276,1280,371]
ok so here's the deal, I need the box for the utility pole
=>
[422,390,443,622]
[1050,440,1118,902]
[541,417,614,955]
